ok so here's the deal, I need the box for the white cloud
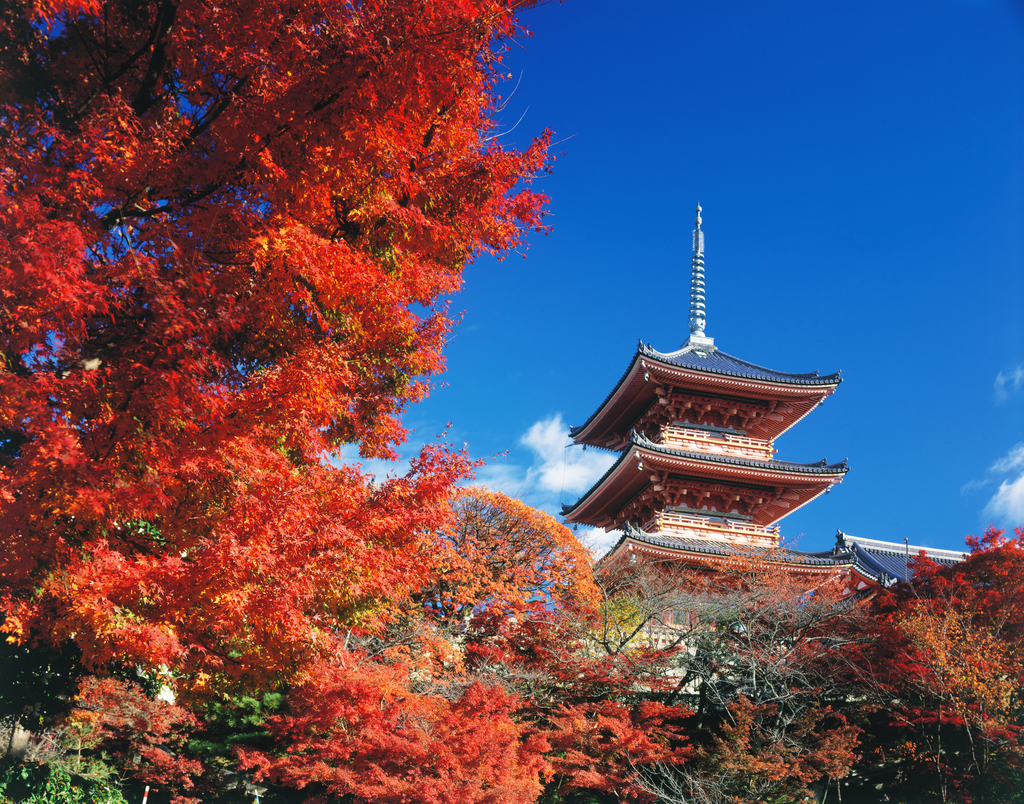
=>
[576,526,623,558]
[994,364,1024,403]
[984,473,1024,523]
[962,440,1024,494]
[471,459,529,497]
[520,414,617,496]
[323,415,621,547]
[990,442,1024,474]
[976,441,1024,525]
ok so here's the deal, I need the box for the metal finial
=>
[689,204,706,337]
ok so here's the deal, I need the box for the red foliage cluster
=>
[71,677,203,796]
[417,487,600,622]
[857,528,1024,802]
[237,660,549,804]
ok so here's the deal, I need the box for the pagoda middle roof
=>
[610,527,849,567]
[562,433,849,527]
[570,341,842,447]
[626,432,850,475]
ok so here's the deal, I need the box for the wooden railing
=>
[661,426,774,460]
[645,510,779,546]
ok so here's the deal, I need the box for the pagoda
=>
[564,206,965,587]
[563,206,849,558]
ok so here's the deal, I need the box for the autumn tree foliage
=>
[1,0,548,692]
[64,677,202,793]
[415,487,600,622]
[228,496,689,804]
[855,527,1024,803]
[462,600,694,803]
[585,552,869,804]
[226,492,604,804]
[0,0,562,799]
[236,657,552,804]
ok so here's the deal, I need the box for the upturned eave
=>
[562,437,848,530]
[570,343,841,449]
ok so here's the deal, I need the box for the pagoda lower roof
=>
[571,342,841,448]
[562,433,849,528]
[603,528,965,585]
[607,527,850,568]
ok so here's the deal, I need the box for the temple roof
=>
[833,532,965,585]
[562,433,849,528]
[570,342,842,448]
[628,433,849,475]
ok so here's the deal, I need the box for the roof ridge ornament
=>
[685,203,715,350]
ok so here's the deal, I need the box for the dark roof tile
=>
[632,433,850,475]
[642,342,842,386]
[601,529,966,586]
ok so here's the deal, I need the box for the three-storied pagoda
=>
[564,207,963,587]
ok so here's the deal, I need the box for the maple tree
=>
[415,487,599,623]
[578,551,869,804]
[237,656,552,804]
[228,489,612,804]
[462,600,694,803]
[1,0,549,690]
[63,677,203,794]
[853,527,1024,803]
[0,0,562,800]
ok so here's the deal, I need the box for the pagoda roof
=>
[562,433,849,528]
[608,526,848,567]
[601,528,965,586]
[642,342,841,386]
[571,342,842,448]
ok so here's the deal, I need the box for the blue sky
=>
[350,0,1024,556]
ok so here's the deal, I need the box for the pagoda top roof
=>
[570,341,842,447]
[641,341,842,387]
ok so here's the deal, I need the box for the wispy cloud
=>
[994,364,1024,403]
[985,474,1024,523]
[326,414,620,548]
[520,414,617,497]
[990,442,1024,473]
[472,459,530,497]
[973,441,1024,524]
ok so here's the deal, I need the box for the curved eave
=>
[601,530,854,572]
[570,345,841,449]
[563,441,848,528]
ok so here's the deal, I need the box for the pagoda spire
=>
[686,204,714,348]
